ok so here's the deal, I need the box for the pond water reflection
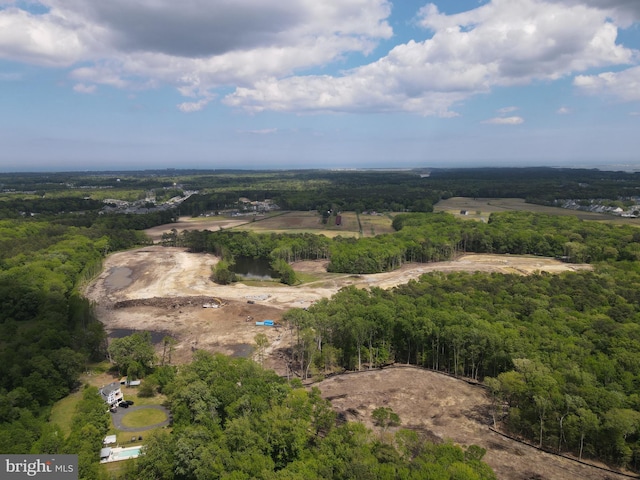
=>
[231,256,275,280]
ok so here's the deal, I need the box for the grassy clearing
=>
[255,211,397,238]
[49,362,113,435]
[49,390,83,436]
[120,387,168,407]
[101,460,135,477]
[240,279,286,288]
[121,409,168,429]
[358,213,396,237]
[294,272,322,284]
[50,368,168,441]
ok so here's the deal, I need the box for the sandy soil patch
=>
[316,367,632,480]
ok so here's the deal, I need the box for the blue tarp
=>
[255,320,275,326]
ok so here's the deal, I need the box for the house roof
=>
[100,448,112,459]
[103,435,117,445]
[99,382,122,400]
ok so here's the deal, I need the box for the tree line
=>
[280,262,640,470]
[174,211,640,279]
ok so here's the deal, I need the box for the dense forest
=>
[0,213,163,458]
[3,168,640,477]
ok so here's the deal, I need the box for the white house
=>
[99,382,124,406]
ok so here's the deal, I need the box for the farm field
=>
[237,211,372,237]
[435,197,640,225]
[143,211,397,242]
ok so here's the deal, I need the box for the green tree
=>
[107,332,156,377]
[254,333,269,367]
[372,407,401,434]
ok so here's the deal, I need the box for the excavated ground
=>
[83,245,626,480]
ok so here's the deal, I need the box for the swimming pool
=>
[101,446,144,463]
[115,447,142,459]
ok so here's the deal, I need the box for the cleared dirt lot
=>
[84,246,591,365]
[317,367,632,480]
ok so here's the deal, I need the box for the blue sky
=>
[0,0,639,172]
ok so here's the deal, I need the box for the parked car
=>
[118,401,129,408]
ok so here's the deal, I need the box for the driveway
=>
[110,404,171,432]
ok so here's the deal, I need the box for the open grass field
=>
[435,197,640,226]
[120,409,168,429]
[49,390,83,437]
[357,212,396,236]
[111,429,154,446]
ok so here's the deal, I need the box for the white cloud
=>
[556,106,571,114]
[0,0,636,115]
[549,0,640,26]
[70,66,130,89]
[177,97,212,113]
[498,106,518,114]
[574,65,640,101]
[225,0,635,115]
[0,0,392,109]
[482,116,525,125]
[72,82,96,94]
[0,6,87,66]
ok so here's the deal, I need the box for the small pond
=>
[231,256,276,280]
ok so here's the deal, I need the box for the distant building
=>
[99,382,123,406]
[460,210,468,215]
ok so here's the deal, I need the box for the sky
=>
[0,0,639,172]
